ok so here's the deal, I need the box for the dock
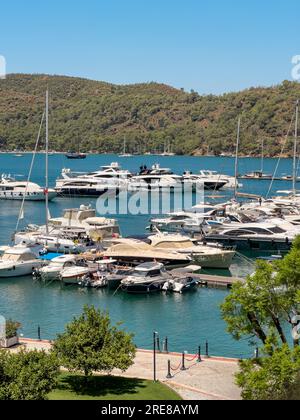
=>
[194,274,244,289]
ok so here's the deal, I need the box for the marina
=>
[1,148,300,358]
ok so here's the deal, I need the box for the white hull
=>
[0,191,56,201]
[0,261,44,278]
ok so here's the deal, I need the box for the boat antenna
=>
[45,89,49,234]
[293,100,299,196]
[234,116,241,200]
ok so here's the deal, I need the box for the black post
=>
[163,337,169,354]
[38,325,41,341]
[181,352,186,371]
[198,346,202,363]
[156,335,161,353]
[254,348,259,359]
[153,332,157,382]
[205,341,209,358]
[166,360,172,379]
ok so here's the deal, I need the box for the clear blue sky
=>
[1,0,299,94]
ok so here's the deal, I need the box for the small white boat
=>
[162,277,198,293]
[34,255,77,281]
[59,265,94,285]
[0,246,45,278]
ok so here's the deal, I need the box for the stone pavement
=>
[15,339,241,400]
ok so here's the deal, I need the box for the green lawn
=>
[49,374,182,401]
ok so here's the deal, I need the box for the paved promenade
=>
[15,339,241,400]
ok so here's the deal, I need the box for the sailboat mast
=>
[234,117,241,199]
[45,90,49,234]
[261,139,264,173]
[293,100,299,195]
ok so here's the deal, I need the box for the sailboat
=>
[119,137,132,157]
[160,140,175,156]
[240,139,273,180]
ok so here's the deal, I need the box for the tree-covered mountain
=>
[0,74,299,156]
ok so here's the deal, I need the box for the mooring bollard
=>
[181,352,187,371]
[162,337,169,354]
[38,325,41,341]
[198,346,202,363]
[166,360,172,379]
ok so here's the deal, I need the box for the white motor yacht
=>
[0,246,46,278]
[0,174,57,201]
[33,255,77,281]
[182,171,228,191]
[129,164,193,192]
[56,162,132,196]
[148,233,235,269]
[14,206,121,253]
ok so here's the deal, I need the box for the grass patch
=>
[49,373,182,400]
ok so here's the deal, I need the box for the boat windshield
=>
[2,254,23,262]
[133,269,161,277]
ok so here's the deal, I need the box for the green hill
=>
[0,74,299,156]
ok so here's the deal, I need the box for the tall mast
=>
[293,100,299,195]
[261,139,264,173]
[234,117,241,199]
[45,89,49,234]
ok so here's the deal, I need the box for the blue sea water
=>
[0,153,296,357]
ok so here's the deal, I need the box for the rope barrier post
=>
[153,331,158,382]
[198,346,202,363]
[38,325,41,341]
[163,337,169,354]
[254,348,259,359]
[156,335,161,353]
[181,352,187,371]
[205,341,209,358]
[166,360,172,379]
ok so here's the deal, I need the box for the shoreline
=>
[0,151,296,159]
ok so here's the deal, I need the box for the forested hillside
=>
[0,74,299,156]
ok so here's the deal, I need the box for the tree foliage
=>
[237,342,300,400]
[53,305,136,378]
[0,349,59,400]
[0,74,299,156]
[221,237,300,400]
[221,243,300,349]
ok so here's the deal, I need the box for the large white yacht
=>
[182,171,229,191]
[128,164,192,192]
[150,204,227,233]
[197,170,243,189]
[56,163,132,196]
[148,233,235,269]
[14,206,121,254]
[0,175,57,201]
[0,246,45,278]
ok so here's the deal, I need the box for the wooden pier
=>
[194,274,244,289]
